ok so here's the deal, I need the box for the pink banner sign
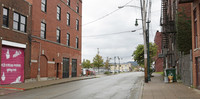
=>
[1,46,24,85]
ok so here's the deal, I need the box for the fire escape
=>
[179,0,193,3]
[160,0,176,69]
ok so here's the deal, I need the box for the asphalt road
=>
[0,72,144,99]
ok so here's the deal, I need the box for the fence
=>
[178,51,192,86]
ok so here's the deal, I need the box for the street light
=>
[135,19,142,26]
[135,19,139,26]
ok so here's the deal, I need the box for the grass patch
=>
[104,71,110,75]
[155,72,164,75]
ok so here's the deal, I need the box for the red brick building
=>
[154,31,163,72]
[26,0,82,80]
[0,0,31,84]
[179,0,200,89]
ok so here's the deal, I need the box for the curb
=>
[0,86,25,91]
[138,80,144,99]
[0,76,97,92]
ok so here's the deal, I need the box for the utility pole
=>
[118,56,121,73]
[97,48,100,55]
[147,21,151,81]
[147,0,152,81]
[114,56,116,74]
[141,0,148,83]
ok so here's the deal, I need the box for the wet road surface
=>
[0,72,144,99]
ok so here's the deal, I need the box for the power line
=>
[83,28,142,37]
[31,0,135,34]
[82,0,135,26]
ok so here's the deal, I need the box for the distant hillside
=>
[127,61,138,66]
[109,61,138,66]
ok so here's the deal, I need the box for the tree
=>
[82,59,91,69]
[93,54,104,73]
[132,43,157,66]
[105,57,111,70]
[176,7,192,54]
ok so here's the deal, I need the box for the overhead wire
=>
[82,0,135,26]
[82,28,142,37]
[31,0,135,33]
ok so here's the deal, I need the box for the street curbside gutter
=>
[0,86,25,91]
[138,80,144,99]
[0,76,97,92]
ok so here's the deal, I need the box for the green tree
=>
[93,54,104,73]
[105,57,111,70]
[132,43,157,66]
[82,59,91,69]
[176,7,192,54]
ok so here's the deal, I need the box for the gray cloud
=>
[82,0,160,63]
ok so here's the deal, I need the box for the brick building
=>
[26,0,82,80]
[0,0,31,85]
[179,0,200,89]
[154,31,163,72]
[178,0,200,89]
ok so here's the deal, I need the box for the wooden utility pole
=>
[141,0,148,83]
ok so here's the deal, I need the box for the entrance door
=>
[56,63,59,78]
[63,58,69,78]
[72,59,77,77]
[196,57,200,89]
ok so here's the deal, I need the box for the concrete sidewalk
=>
[142,73,200,99]
[0,75,99,95]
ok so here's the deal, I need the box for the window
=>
[76,19,79,31]
[57,29,61,43]
[41,0,47,12]
[41,22,46,39]
[57,6,61,20]
[76,6,79,13]
[3,7,9,27]
[67,13,70,26]
[13,12,27,32]
[76,37,79,48]
[194,9,198,48]
[67,0,70,6]
[67,33,70,46]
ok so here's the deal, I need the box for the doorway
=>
[72,59,77,77]
[56,63,59,78]
[63,58,69,78]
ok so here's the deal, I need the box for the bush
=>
[104,71,110,75]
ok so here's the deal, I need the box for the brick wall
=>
[191,0,200,88]
[27,0,82,78]
[154,31,163,72]
[0,0,32,79]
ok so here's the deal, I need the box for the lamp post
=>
[135,19,151,81]
[117,57,122,73]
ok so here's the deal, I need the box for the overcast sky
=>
[82,0,161,63]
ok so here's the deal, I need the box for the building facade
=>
[26,0,82,80]
[180,0,200,89]
[0,0,31,85]
[177,0,200,89]
[154,31,163,72]
[110,63,132,73]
